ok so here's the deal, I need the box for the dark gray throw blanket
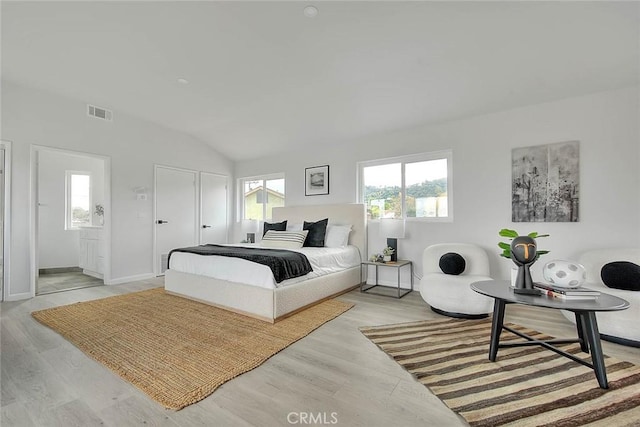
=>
[168,244,312,283]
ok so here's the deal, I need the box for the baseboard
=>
[106,273,156,286]
[39,266,82,275]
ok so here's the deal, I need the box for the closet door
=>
[154,166,198,274]
[200,172,228,245]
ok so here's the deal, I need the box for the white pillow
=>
[325,224,352,247]
[260,230,308,249]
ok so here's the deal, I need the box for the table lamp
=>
[242,219,260,243]
[379,218,405,262]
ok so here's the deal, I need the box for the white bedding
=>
[168,244,361,290]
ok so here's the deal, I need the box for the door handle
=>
[202,225,212,229]
[156,220,169,224]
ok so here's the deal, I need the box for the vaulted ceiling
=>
[2,1,638,161]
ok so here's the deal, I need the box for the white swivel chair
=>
[420,243,494,318]
[560,248,640,347]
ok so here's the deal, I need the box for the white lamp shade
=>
[379,218,405,238]
[242,219,260,234]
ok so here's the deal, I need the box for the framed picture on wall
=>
[305,165,329,196]
[511,140,579,222]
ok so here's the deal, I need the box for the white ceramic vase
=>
[542,260,586,288]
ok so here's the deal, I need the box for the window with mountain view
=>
[359,151,452,221]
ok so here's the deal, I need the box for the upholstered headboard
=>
[272,203,366,261]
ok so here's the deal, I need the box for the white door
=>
[200,172,228,244]
[155,166,198,274]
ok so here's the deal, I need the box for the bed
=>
[164,203,366,322]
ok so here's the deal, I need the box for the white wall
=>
[37,149,105,269]
[2,81,234,299]
[236,87,640,282]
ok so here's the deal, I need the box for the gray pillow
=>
[263,220,287,237]
[303,218,328,247]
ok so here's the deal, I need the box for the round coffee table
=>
[471,280,629,389]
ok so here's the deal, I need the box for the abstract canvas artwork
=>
[512,141,579,222]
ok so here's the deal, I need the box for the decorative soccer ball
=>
[542,260,586,288]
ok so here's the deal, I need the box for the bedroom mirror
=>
[32,146,110,295]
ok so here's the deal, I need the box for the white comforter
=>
[168,244,361,289]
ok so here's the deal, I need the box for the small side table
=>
[360,260,413,298]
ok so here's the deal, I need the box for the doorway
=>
[31,146,110,296]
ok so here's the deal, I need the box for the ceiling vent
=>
[87,104,113,121]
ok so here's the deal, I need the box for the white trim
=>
[29,146,37,297]
[30,145,112,297]
[0,141,12,302]
[106,273,155,286]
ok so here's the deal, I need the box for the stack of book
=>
[533,282,601,300]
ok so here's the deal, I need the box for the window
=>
[240,174,285,221]
[358,150,452,221]
[65,171,92,229]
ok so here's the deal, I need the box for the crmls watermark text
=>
[287,412,338,425]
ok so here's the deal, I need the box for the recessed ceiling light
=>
[303,5,318,18]
[177,78,189,85]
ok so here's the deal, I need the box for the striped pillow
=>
[260,230,309,249]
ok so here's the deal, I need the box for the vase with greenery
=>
[382,246,395,262]
[369,254,384,263]
[499,229,549,287]
[498,228,549,260]
[94,204,104,226]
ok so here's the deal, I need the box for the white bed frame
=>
[165,203,366,322]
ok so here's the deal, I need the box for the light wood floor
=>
[37,271,104,295]
[2,278,639,427]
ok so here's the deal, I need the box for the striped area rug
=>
[360,318,640,427]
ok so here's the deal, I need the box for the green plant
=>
[498,228,550,260]
[369,254,383,262]
[382,246,395,256]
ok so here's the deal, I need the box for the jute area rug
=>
[360,317,640,427]
[32,287,353,410]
